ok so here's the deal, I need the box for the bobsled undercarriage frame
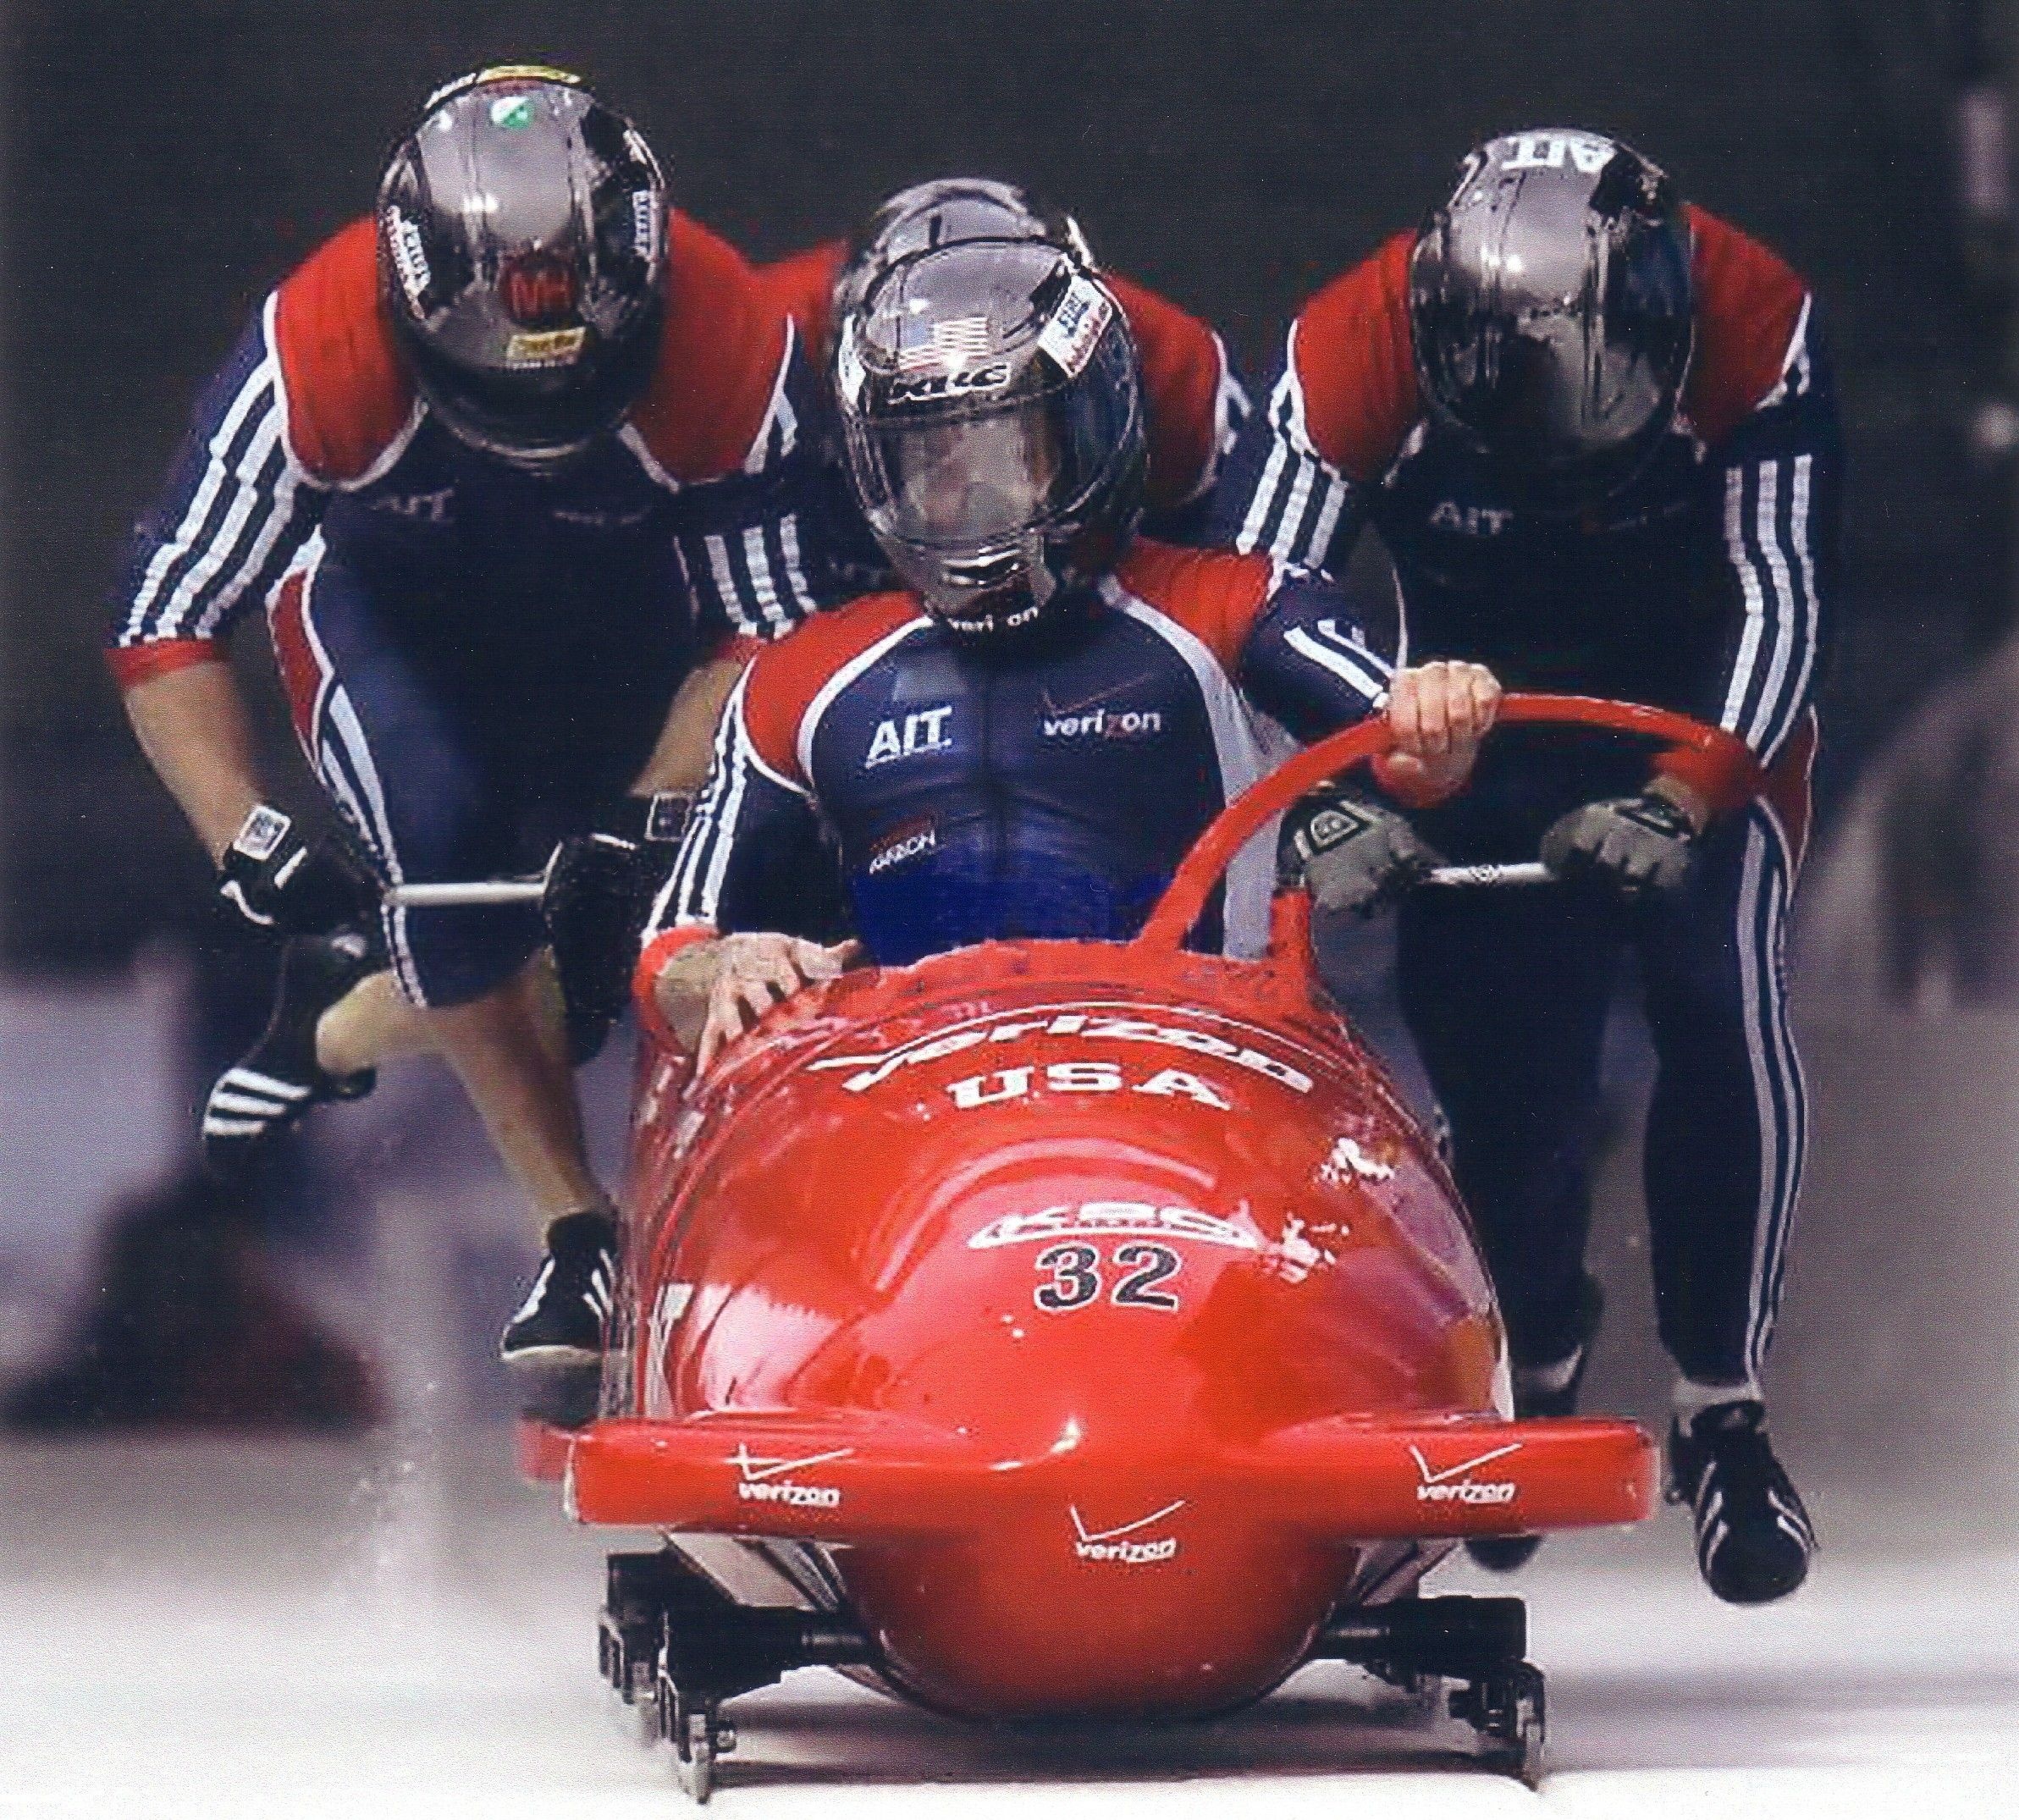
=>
[598,1544,1548,1797]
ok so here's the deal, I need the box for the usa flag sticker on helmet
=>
[1038,276,1113,378]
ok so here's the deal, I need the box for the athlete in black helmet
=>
[1217,129,1838,1604]
[376,67,670,467]
[108,68,841,1387]
[636,240,1498,1072]
[758,176,1247,583]
[835,237,1147,643]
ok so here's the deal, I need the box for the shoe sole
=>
[501,1343,605,1371]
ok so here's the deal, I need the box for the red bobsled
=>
[528,696,1762,1795]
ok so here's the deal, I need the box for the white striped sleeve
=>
[118,295,324,650]
[1227,327,1359,574]
[1715,449,1823,766]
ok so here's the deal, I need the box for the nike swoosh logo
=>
[1068,1498,1187,1543]
[729,1444,855,1483]
[1409,1442,1523,1485]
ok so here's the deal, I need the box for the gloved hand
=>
[543,792,691,1060]
[1280,786,1442,918]
[1540,791,1700,899]
[218,804,379,935]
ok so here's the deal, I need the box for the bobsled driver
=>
[1216,130,1840,1604]
[756,176,1249,567]
[108,68,837,1370]
[632,242,1498,1133]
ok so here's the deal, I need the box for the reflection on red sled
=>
[524,695,1762,1796]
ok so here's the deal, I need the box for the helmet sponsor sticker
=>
[631,189,660,265]
[1037,274,1113,378]
[835,323,867,407]
[1498,131,1614,174]
[385,209,432,307]
[490,94,537,129]
[968,1200,1259,1252]
[505,328,588,367]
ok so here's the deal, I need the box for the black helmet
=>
[1409,129,1694,510]
[376,67,667,470]
[836,240,1145,645]
[831,178,1095,339]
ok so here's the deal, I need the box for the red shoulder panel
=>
[271,218,416,485]
[741,591,923,780]
[1115,539,1276,671]
[754,240,846,369]
[1106,273,1224,511]
[630,212,792,485]
[1290,232,1420,483]
[1681,205,1809,445]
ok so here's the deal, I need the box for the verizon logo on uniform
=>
[1041,707,1164,741]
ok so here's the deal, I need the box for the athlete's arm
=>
[1240,571,1498,798]
[1690,339,1842,785]
[634,661,850,1061]
[109,301,360,927]
[120,658,263,863]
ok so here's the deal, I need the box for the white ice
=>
[3,1437,2013,1819]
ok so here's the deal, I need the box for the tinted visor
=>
[855,334,1135,553]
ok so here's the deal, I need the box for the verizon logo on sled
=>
[1411,1442,1521,1506]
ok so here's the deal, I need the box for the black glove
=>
[1280,786,1441,918]
[1540,791,1700,899]
[543,792,691,1061]
[218,804,379,935]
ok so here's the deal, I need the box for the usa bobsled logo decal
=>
[729,1443,852,1510]
[808,1003,1316,1095]
[969,1202,1259,1252]
[1068,1498,1185,1565]
[1409,1442,1521,1507]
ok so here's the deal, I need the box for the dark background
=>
[0,0,2002,972]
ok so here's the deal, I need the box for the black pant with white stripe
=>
[1396,804,1805,1388]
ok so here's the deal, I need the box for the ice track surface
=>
[3,1437,2014,1819]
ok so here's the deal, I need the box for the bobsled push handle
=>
[1135,693,1763,956]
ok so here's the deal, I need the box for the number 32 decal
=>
[1033,1242,1183,1313]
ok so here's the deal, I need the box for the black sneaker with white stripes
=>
[202,932,379,1176]
[1667,1399,1815,1605]
[500,1210,621,1369]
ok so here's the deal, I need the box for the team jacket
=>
[1214,207,1841,801]
[640,539,1393,971]
[756,239,1248,517]
[109,212,835,690]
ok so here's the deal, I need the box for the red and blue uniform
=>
[756,240,1249,571]
[639,540,1390,974]
[111,212,837,1007]
[1214,208,1843,1391]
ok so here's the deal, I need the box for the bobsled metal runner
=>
[521,692,1764,1798]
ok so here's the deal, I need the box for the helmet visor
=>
[852,336,1136,554]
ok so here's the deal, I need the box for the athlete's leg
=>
[272,547,610,1228]
[1637,802,1807,1398]
[1636,776,1815,1604]
[1395,885,1624,1369]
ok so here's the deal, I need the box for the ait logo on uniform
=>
[1430,500,1514,537]
[865,707,954,769]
